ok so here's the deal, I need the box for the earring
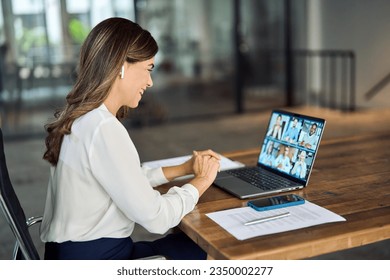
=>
[120,65,124,79]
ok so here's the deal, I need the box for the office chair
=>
[0,128,42,260]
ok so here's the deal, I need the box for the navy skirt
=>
[44,232,206,260]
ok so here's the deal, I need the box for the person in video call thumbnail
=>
[291,150,307,179]
[299,122,318,149]
[273,145,292,173]
[267,114,283,140]
[284,117,300,143]
[260,141,275,166]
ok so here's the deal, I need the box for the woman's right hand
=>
[189,150,221,196]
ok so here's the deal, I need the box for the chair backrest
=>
[0,128,40,260]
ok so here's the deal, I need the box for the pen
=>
[244,212,291,226]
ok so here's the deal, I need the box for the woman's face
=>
[117,57,155,108]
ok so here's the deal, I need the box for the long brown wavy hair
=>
[43,17,158,166]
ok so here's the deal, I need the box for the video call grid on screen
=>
[257,111,325,182]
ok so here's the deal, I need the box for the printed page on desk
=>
[206,201,346,240]
[142,154,244,180]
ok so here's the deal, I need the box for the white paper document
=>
[142,154,244,180]
[206,201,346,240]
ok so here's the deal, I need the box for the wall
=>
[308,0,390,108]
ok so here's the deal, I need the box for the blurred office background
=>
[1,0,388,139]
[1,0,390,259]
[0,0,293,137]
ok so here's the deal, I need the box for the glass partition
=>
[0,0,294,137]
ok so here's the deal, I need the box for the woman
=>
[259,141,274,166]
[267,114,282,139]
[291,150,307,179]
[40,17,220,260]
[273,145,292,173]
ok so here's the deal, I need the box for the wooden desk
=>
[165,131,390,259]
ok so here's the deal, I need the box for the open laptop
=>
[213,109,326,199]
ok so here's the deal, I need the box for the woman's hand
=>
[161,149,221,183]
[188,150,221,196]
[182,149,221,175]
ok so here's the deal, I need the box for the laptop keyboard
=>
[226,167,297,191]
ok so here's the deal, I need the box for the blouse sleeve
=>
[88,118,199,234]
[141,166,169,187]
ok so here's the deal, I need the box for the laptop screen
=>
[257,110,326,185]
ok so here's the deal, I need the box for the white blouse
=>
[40,104,199,243]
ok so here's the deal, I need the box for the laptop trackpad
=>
[214,177,261,196]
